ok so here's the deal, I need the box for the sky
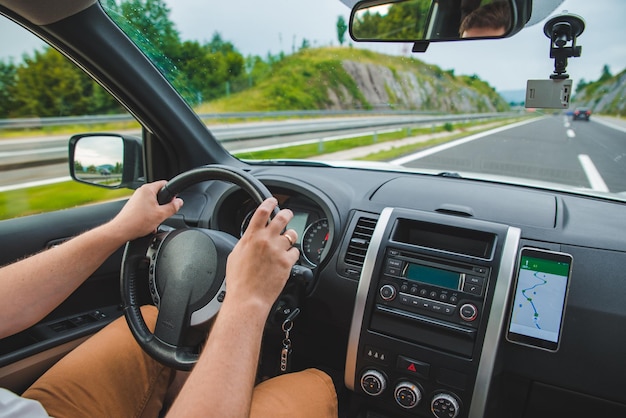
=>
[1,0,625,93]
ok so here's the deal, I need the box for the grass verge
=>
[0,181,132,220]
[235,117,524,160]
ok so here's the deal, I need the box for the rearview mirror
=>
[69,133,144,189]
[350,0,531,44]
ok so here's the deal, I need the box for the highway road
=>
[0,114,503,189]
[1,115,625,197]
[393,115,626,195]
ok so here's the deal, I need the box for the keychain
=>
[279,308,300,373]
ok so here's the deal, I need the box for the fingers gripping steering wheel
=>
[121,165,274,371]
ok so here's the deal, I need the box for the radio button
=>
[429,291,438,299]
[400,283,409,292]
[410,286,419,295]
[460,303,478,322]
[419,288,428,297]
[462,282,482,296]
[439,293,448,301]
[466,275,485,286]
[385,266,402,276]
[443,305,455,315]
[380,284,397,301]
[449,295,459,304]
[387,258,404,269]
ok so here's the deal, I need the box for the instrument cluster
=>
[216,186,333,269]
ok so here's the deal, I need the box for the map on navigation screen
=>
[508,252,571,347]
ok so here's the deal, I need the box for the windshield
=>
[4,0,626,203]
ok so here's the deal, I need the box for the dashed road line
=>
[578,154,609,192]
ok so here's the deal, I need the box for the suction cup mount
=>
[543,13,585,79]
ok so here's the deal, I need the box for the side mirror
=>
[349,0,531,44]
[69,133,144,189]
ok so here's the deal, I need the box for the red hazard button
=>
[396,356,430,379]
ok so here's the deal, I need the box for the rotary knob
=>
[431,392,460,418]
[379,284,397,301]
[360,369,386,396]
[459,303,478,322]
[394,381,422,409]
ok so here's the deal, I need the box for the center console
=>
[345,207,521,418]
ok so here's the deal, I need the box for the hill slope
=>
[573,68,626,115]
[200,47,508,113]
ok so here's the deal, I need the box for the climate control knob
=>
[379,284,397,301]
[360,369,386,396]
[394,381,421,409]
[431,392,460,418]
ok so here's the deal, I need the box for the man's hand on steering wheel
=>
[225,197,300,312]
[111,180,184,239]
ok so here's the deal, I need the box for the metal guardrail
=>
[0,110,445,130]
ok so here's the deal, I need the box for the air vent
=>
[344,217,378,269]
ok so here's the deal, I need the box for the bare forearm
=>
[167,299,270,418]
[0,221,128,338]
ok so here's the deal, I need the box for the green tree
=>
[118,0,180,56]
[0,60,16,118]
[576,78,588,93]
[169,33,245,105]
[599,64,612,82]
[336,16,347,45]
[11,48,121,117]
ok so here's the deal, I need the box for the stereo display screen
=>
[404,263,461,290]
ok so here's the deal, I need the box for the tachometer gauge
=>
[301,218,329,267]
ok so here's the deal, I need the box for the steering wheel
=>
[121,165,274,370]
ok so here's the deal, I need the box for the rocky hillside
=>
[201,47,508,113]
[573,68,626,115]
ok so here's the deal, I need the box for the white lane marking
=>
[592,117,626,134]
[566,129,576,138]
[0,176,71,193]
[578,154,609,192]
[390,117,543,165]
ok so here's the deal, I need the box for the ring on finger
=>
[283,232,294,246]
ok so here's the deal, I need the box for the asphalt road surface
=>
[394,116,626,195]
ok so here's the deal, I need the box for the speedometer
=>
[301,218,329,267]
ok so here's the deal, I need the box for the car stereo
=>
[345,207,521,418]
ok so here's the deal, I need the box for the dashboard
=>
[201,165,626,418]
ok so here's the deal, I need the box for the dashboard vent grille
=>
[344,217,378,269]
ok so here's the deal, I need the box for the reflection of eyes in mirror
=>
[74,136,124,188]
[459,1,511,38]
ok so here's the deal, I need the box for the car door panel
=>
[0,199,128,392]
